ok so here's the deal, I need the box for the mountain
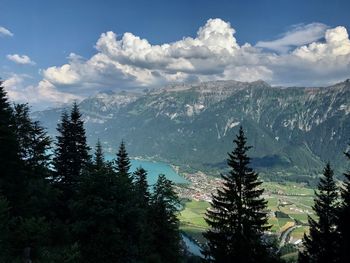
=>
[33,79,350,183]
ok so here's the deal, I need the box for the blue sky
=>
[1,0,350,109]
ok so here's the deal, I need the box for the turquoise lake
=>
[105,154,188,186]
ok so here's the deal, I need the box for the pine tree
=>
[13,104,51,171]
[12,103,53,217]
[93,139,104,171]
[298,163,340,263]
[115,140,132,182]
[149,174,181,262]
[112,142,138,261]
[0,81,25,216]
[338,147,350,263]
[69,102,90,178]
[53,103,90,224]
[133,167,152,261]
[53,103,90,197]
[203,126,273,263]
[53,111,71,185]
[0,196,11,261]
[134,167,150,206]
[72,142,124,263]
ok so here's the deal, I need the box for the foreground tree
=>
[133,167,153,260]
[73,142,122,263]
[203,126,276,263]
[298,163,340,263]
[338,147,350,263]
[149,174,181,262]
[13,103,53,216]
[53,103,90,220]
[0,81,24,215]
[110,142,139,261]
[0,196,11,261]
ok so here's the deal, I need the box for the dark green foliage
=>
[13,104,51,170]
[53,111,71,183]
[53,104,91,222]
[338,148,350,263]
[149,174,181,263]
[0,196,11,261]
[134,167,150,206]
[0,82,23,215]
[298,163,340,263]
[115,140,132,181]
[69,102,91,178]
[72,144,123,263]
[0,82,61,262]
[53,103,90,188]
[12,103,53,217]
[93,139,104,170]
[203,126,277,263]
[133,167,153,260]
[112,142,140,261]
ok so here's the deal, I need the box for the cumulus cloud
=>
[5,19,350,107]
[256,23,328,53]
[3,74,80,109]
[42,18,257,90]
[0,26,13,37]
[7,54,35,65]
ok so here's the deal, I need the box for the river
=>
[181,234,204,258]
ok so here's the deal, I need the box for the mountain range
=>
[33,79,350,183]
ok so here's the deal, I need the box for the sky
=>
[1,0,350,109]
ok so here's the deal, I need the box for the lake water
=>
[105,154,188,186]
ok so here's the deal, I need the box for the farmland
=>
[178,181,315,248]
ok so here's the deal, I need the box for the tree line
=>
[202,126,350,263]
[0,81,188,262]
[0,80,349,262]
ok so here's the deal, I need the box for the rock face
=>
[33,80,350,180]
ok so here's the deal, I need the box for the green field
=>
[179,200,209,244]
[178,181,315,248]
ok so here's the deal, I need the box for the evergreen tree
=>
[13,103,51,171]
[134,167,150,207]
[149,174,181,263]
[0,82,56,262]
[203,126,274,263]
[73,143,123,263]
[338,147,350,263]
[0,196,11,262]
[0,81,24,215]
[115,140,132,181]
[53,103,90,202]
[112,142,139,261]
[12,103,53,217]
[93,139,104,171]
[298,163,340,263]
[69,102,90,178]
[133,167,152,261]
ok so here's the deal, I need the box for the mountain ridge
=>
[33,79,350,183]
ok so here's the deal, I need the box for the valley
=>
[34,79,350,184]
[32,79,349,261]
[177,175,315,260]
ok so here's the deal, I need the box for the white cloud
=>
[0,26,13,37]
[3,74,80,109]
[256,23,328,53]
[5,19,350,107]
[7,54,35,65]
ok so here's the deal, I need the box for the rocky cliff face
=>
[33,79,350,181]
